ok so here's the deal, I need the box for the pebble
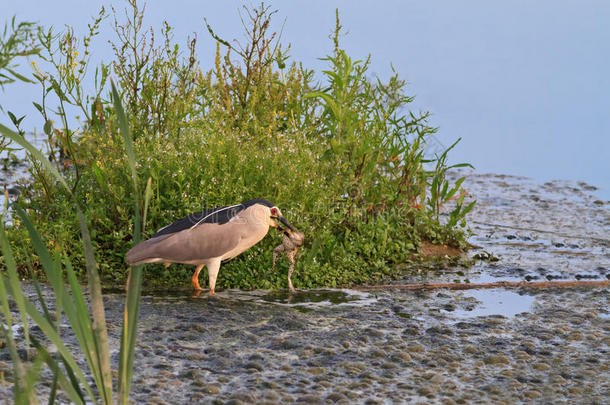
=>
[484,355,510,365]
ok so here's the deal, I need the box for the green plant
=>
[427,138,476,228]
[4,2,474,292]
[0,16,39,92]
[0,17,40,156]
[0,79,147,403]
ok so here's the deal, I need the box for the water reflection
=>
[451,289,535,318]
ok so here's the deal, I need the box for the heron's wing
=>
[153,204,245,237]
[171,222,246,260]
[128,221,246,264]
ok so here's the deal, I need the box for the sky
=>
[2,0,609,198]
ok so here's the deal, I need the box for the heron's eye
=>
[271,208,278,216]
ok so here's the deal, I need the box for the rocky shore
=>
[1,172,608,404]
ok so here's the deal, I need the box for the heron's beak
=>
[277,216,296,233]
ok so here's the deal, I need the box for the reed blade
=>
[76,207,114,404]
[111,78,143,404]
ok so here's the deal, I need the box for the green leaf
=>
[5,68,35,83]
[7,111,18,126]
[50,78,68,102]
[43,119,53,136]
[461,200,476,217]
[143,177,153,231]
[448,162,474,170]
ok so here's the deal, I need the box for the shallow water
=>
[1,172,608,404]
[449,289,535,319]
[0,133,48,215]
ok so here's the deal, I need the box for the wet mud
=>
[0,173,608,404]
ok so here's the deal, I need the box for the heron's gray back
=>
[125,204,270,265]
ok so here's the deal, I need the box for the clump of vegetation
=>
[3,1,474,290]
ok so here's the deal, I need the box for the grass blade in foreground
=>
[112,78,144,403]
[76,207,114,404]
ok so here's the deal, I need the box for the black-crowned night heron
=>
[125,199,295,294]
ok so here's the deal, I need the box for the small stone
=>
[307,367,326,375]
[381,362,397,369]
[532,362,551,371]
[244,361,264,372]
[297,394,322,403]
[326,392,347,402]
[463,345,478,354]
[399,352,412,362]
[417,386,432,396]
[369,349,387,358]
[482,384,503,395]
[500,369,514,377]
[407,344,425,353]
[567,331,584,341]
[428,374,444,384]
[522,390,541,399]
[513,350,531,361]
[484,355,510,365]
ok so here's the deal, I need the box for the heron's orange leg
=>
[191,264,204,291]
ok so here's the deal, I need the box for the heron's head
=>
[242,199,297,232]
[268,206,296,233]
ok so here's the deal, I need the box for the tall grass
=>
[0,80,146,403]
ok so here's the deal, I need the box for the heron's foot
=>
[191,278,203,291]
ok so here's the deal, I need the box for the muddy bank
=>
[0,172,608,404]
[416,172,609,285]
[119,287,609,404]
